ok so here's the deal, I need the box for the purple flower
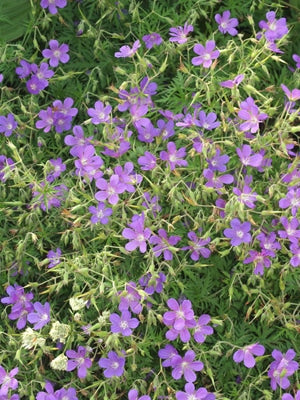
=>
[0,155,14,182]
[53,97,78,118]
[281,84,300,102]
[36,99,77,133]
[128,389,150,400]
[233,183,258,209]
[89,203,112,225]
[27,302,50,330]
[95,175,126,205]
[207,149,229,172]
[176,383,215,400]
[15,60,33,78]
[87,101,112,124]
[1,284,34,330]
[42,40,69,67]
[142,32,163,49]
[114,162,142,193]
[118,77,157,111]
[98,351,125,378]
[135,118,159,143]
[139,272,166,295]
[65,125,93,157]
[26,75,44,95]
[258,11,288,42]
[141,192,161,218]
[171,350,203,382]
[118,282,142,314]
[159,109,183,121]
[0,113,17,137]
[36,380,56,400]
[138,151,157,170]
[233,343,265,368]
[149,229,181,260]
[192,41,220,68]
[55,387,78,400]
[35,107,55,133]
[66,346,92,378]
[46,158,66,182]
[279,188,300,216]
[224,218,252,246]
[163,298,196,342]
[215,10,238,36]
[122,213,152,253]
[282,390,300,400]
[219,74,244,88]
[238,97,268,133]
[290,243,300,267]
[110,310,139,336]
[47,247,62,268]
[193,314,214,343]
[157,119,175,140]
[182,232,211,261]
[32,182,68,211]
[278,217,300,243]
[0,367,18,397]
[236,145,263,168]
[268,349,299,390]
[40,0,67,14]
[203,168,234,189]
[158,344,179,367]
[160,141,187,170]
[32,62,54,85]
[198,111,220,130]
[293,54,300,68]
[115,40,141,58]
[244,249,271,275]
[256,232,281,257]
[169,22,193,44]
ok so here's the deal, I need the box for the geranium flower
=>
[192,40,220,68]
[233,343,265,368]
[224,218,252,246]
[98,351,125,378]
[215,10,238,36]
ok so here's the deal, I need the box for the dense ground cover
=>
[0,0,299,399]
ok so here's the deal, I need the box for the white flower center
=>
[112,362,119,369]
[120,321,128,329]
[107,187,115,195]
[176,310,185,319]
[236,230,244,238]
[137,234,145,242]
[41,313,48,321]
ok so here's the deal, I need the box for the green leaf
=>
[0,0,31,42]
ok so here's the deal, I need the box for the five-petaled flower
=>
[98,351,126,378]
[122,213,152,253]
[110,310,139,336]
[224,218,252,246]
[169,22,193,44]
[163,298,196,342]
[192,40,220,68]
[233,343,265,368]
[66,346,92,379]
[42,40,69,67]
[215,10,238,36]
[27,302,51,330]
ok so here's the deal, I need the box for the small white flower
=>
[50,353,68,371]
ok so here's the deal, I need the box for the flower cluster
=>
[36,98,78,133]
